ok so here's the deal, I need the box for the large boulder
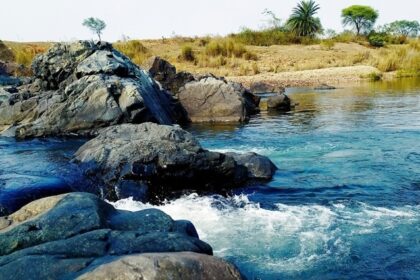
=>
[0,193,230,280]
[178,75,260,123]
[145,57,260,123]
[73,123,277,201]
[267,93,293,112]
[75,252,243,280]
[0,41,188,138]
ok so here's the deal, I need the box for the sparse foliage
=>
[341,5,378,35]
[83,17,106,42]
[386,20,420,37]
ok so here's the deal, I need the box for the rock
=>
[74,123,277,201]
[178,75,260,123]
[0,174,72,216]
[227,152,277,180]
[0,75,22,87]
[249,81,285,94]
[314,84,336,90]
[75,252,243,280]
[146,57,260,123]
[0,41,188,138]
[73,123,243,201]
[0,193,219,280]
[267,93,292,111]
[145,56,195,95]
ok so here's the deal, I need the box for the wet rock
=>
[0,41,188,138]
[314,84,336,90]
[267,93,292,111]
[75,252,243,280]
[227,152,278,180]
[0,193,218,280]
[74,123,277,201]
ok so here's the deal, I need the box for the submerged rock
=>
[0,192,233,279]
[145,57,260,123]
[73,123,277,201]
[0,41,187,138]
[267,93,293,111]
[314,83,336,90]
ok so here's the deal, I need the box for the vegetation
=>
[286,0,322,37]
[385,20,420,37]
[341,5,378,35]
[180,45,195,62]
[82,17,106,42]
[114,40,148,65]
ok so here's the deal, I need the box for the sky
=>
[1,0,419,42]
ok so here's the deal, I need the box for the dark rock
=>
[314,84,336,90]
[0,75,22,87]
[227,152,277,180]
[0,193,222,279]
[146,57,260,123]
[249,81,285,94]
[0,41,188,138]
[267,93,292,111]
[145,56,195,95]
[74,123,277,201]
[73,123,244,201]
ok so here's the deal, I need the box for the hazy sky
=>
[1,0,419,42]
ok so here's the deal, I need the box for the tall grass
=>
[374,40,420,73]
[114,40,149,65]
[229,28,319,46]
[205,38,256,59]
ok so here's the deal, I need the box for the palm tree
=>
[287,0,322,37]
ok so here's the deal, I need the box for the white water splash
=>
[111,194,419,274]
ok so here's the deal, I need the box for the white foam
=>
[111,194,419,274]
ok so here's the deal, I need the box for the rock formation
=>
[74,123,277,201]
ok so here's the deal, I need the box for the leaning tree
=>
[83,17,106,42]
[341,5,378,35]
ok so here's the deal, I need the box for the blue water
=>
[1,79,420,279]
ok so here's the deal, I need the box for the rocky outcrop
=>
[145,56,195,95]
[75,252,242,280]
[145,57,260,123]
[0,192,239,280]
[249,81,285,94]
[0,41,188,138]
[267,93,293,111]
[178,75,260,123]
[74,123,277,201]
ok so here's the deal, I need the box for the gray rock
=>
[267,93,292,111]
[75,252,243,280]
[178,75,260,123]
[0,193,217,279]
[73,123,243,201]
[314,84,336,90]
[249,81,285,94]
[74,123,277,201]
[0,41,188,138]
[227,152,277,180]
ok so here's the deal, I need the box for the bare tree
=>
[83,17,106,42]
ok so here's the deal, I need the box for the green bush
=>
[229,28,317,46]
[180,45,195,62]
[368,33,388,47]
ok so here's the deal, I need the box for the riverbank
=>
[2,40,418,88]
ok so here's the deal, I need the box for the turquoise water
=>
[1,79,420,279]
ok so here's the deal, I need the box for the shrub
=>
[204,39,255,59]
[0,40,15,62]
[114,40,149,65]
[180,45,195,62]
[368,33,388,47]
[364,72,382,81]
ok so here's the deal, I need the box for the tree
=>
[262,9,282,29]
[341,5,378,35]
[386,20,420,37]
[83,17,106,42]
[286,0,322,37]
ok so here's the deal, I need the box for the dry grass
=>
[373,39,420,73]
